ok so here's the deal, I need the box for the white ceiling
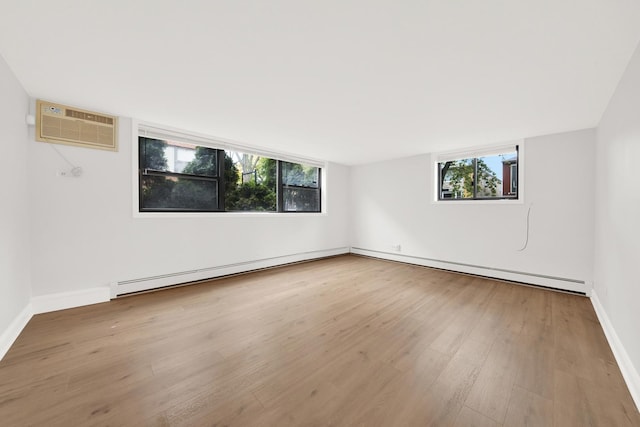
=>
[1,1,639,165]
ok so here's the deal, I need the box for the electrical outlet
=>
[56,167,82,178]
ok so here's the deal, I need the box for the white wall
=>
[0,56,32,341]
[28,117,350,297]
[350,128,595,291]
[594,41,640,398]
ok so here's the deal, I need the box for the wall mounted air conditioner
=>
[36,99,118,151]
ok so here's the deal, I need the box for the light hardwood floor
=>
[1,255,638,426]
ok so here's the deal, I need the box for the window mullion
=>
[473,158,478,199]
[318,168,322,212]
[515,146,519,199]
[277,160,283,212]
[217,149,225,211]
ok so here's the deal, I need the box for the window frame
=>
[433,141,524,204]
[132,121,326,216]
[509,163,518,195]
[278,161,322,213]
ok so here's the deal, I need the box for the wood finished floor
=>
[1,255,638,426]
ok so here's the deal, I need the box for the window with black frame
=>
[138,134,322,213]
[438,146,519,200]
[279,161,321,212]
[139,137,224,211]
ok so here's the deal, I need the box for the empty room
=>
[1,1,639,426]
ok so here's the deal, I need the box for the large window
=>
[437,145,519,201]
[138,135,322,213]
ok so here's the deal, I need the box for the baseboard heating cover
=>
[351,247,588,295]
[111,247,349,298]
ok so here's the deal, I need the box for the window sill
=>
[432,198,524,205]
[133,211,327,219]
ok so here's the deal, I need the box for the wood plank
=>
[453,406,501,427]
[464,334,521,423]
[503,385,554,426]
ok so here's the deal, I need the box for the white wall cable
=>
[49,143,83,177]
[517,203,533,251]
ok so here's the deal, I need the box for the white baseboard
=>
[112,247,350,297]
[31,287,111,314]
[351,247,588,294]
[1,249,348,360]
[591,290,640,411]
[0,303,33,361]
[1,288,110,361]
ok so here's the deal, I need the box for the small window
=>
[438,145,519,201]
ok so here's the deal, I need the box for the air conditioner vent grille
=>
[65,109,114,125]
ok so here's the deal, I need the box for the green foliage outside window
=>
[225,155,276,211]
[440,158,500,199]
[438,147,519,201]
[139,137,319,212]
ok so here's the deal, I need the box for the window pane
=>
[224,151,277,212]
[281,162,320,188]
[477,150,517,198]
[140,175,218,210]
[140,137,217,177]
[179,145,217,177]
[283,187,320,212]
[475,154,503,198]
[139,137,169,171]
[440,158,474,199]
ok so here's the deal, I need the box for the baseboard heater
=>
[350,247,588,295]
[110,247,350,298]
